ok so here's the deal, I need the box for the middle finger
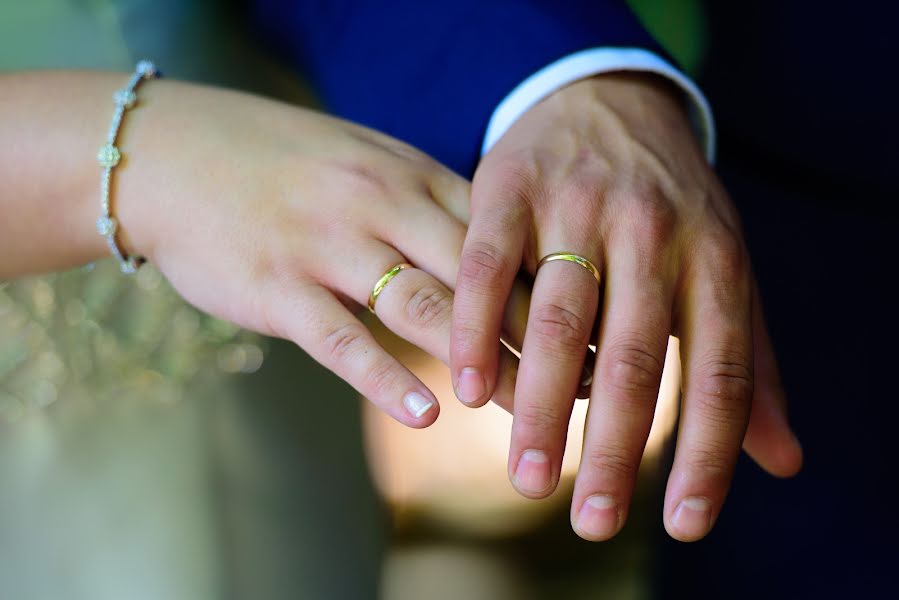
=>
[509,243,602,498]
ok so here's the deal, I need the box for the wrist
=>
[559,72,707,167]
[110,76,182,266]
[557,71,690,127]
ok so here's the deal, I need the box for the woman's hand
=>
[0,71,521,427]
[116,79,531,426]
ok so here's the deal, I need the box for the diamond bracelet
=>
[95,60,157,274]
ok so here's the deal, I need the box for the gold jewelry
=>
[537,252,601,284]
[368,263,413,313]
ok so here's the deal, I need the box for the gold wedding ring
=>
[537,252,601,284]
[368,263,413,313]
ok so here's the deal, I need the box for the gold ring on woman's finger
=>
[368,262,414,313]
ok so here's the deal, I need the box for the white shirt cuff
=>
[481,47,716,163]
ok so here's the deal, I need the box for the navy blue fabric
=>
[251,0,664,176]
[700,1,898,209]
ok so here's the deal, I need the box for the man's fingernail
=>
[513,449,551,495]
[671,496,711,539]
[456,367,486,405]
[403,391,435,419]
[576,495,620,539]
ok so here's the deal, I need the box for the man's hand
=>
[450,72,803,541]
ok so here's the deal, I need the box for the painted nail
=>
[576,495,620,539]
[671,496,712,538]
[456,367,486,405]
[513,449,551,495]
[403,391,434,419]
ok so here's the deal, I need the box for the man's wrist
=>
[482,47,715,163]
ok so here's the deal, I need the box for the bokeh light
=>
[0,262,265,426]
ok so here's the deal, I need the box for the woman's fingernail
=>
[671,496,712,539]
[576,495,620,539]
[456,367,486,405]
[513,449,551,495]
[403,391,434,419]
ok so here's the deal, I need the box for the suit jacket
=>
[253,1,897,197]
[251,0,664,175]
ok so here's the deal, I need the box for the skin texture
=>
[451,72,803,542]
[0,71,526,427]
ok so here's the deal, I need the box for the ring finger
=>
[327,239,520,410]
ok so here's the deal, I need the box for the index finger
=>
[450,177,529,408]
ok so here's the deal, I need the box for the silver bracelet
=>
[95,60,157,274]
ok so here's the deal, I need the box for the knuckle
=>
[693,352,753,423]
[478,153,540,194]
[583,444,637,482]
[684,443,734,481]
[624,192,677,252]
[256,236,308,295]
[323,322,371,363]
[600,336,665,399]
[328,159,392,198]
[542,179,607,239]
[258,272,310,338]
[344,127,434,170]
[362,358,403,398]
[530,301,590,353]
[698,227,748,283]
[323,323,405,398]
[385,140,432,165]
[405,284,452,328]
[473,155,544,216]
[452,319,491,357]
[551,176,604,208]
[459,241,510,287]
[516,402,565,433]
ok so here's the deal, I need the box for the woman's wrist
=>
[112,78,293,268]
[107,72,172,265]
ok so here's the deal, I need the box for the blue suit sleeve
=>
[252,1,665,176]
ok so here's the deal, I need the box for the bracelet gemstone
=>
[95,60,156,274]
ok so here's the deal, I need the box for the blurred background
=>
[0,1,704,598]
